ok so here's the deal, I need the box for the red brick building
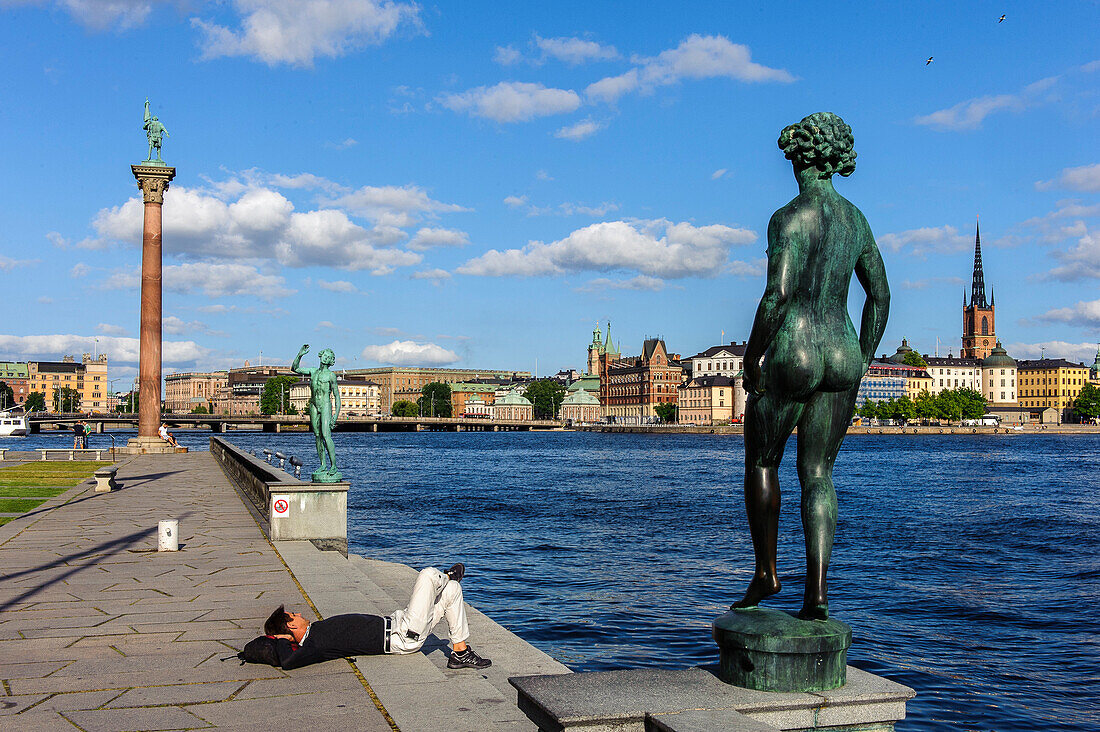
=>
[600,338,682,424]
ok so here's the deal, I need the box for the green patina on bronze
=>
[713,608,851,692]
[292,344,342,483]
[717,112,888,692]
[142,98,170,165]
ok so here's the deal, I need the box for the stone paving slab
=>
[0,453,392,731]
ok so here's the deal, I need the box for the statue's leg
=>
[794,387,857,620]
[321,405,337,471]
[732,390,803,609]
[309,407,325,468]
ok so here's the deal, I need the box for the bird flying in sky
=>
[998,14,1006,23]
[926,56,933,65]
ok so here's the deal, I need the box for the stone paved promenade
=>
[0,453,393,731]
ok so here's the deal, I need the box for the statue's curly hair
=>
[778,112,856,178]
[319,348,336,365]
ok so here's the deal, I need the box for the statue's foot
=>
[731,574,781,610]
[797,603,829,621]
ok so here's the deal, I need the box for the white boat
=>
[0,411,28,437]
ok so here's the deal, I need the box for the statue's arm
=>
[330,373,341,421]
[743,214,797,394]
[291,345,311,375]
[854,226,890,369]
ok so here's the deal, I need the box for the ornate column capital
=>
[131,164,177,205]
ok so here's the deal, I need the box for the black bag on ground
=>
[238,635,282,666]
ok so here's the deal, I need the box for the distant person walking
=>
[72,421,85,449]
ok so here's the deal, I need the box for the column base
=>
[115,437,188,455]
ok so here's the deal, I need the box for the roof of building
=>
[449,383,498,393]
[980,342,1016,368]
[925,356,981,368]
[1016,358,1087,370]
[687,342,748,360]
[683,375,738,388]
[0,362,29,377]
[496,390,532,406]
[888,338,914,364]
[562,389,600,405]
[34,361,80,373]
[568,374,601,392]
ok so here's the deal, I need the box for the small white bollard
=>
[158,520,179,551]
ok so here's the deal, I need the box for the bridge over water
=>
[29,414,562,434]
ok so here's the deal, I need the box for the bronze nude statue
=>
[292,344,342,483]
[733,112,889,621]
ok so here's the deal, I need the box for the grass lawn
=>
[0,485,74,497]
[0,498,46,513]
[0,462,111,526]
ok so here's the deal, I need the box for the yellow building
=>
[27,354,109,412]
[677,375,737,425]
[164,371,228,413]
[1016,358,1090,421]
[904,372,932,401]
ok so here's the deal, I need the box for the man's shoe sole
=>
[447,658,492,669]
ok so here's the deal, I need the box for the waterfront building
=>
[289,377,381,416]
[980,343,1017,406]
[462,398,492,419]
[678,375,739,425]
[164,370,228,413]
[924,355,982,395]
[450,383,499,416]
[855,360,909,407]
[887,340,933,399]
[569,322,618,396]
[213,363,295,416]
[1090,346,1100,386]
[962,219,997,360]
[1017,358,1090,422]
[560,389,601,424]
[346,366,531,413]
[26,354,109,412]
[492,389,533,421]
[600,337,682,424]
[0,362,29,407]
[684,342,748,415]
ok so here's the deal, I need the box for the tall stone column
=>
[131,164,175,441]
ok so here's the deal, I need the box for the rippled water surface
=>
[11,429,1099,730]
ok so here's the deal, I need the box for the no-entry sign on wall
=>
[272,495,290,518]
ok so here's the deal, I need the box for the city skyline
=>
[2,2,1100,386]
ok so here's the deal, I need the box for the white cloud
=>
[0,255,37,271]
[162,315,225,337]
[411,268,451,285]
[558,201,619,217]
[88,181,429,273]
[494,45,521,65]
[104,262,296,299]
[1044,226,1100,281]
[1005,340,1099,364]
[711,168,728,180]
[915,74,1062,131]
[457,219,757,278]
[723,259,767,277]
[586,34,794,104]
[361,340,459,366]
[316,320,337,329]
[536,170,553,181]
[554,118,605,141]
[0,334,207,364]
[439,81,581,123]
[407,227,469,251]
[37,296,53,304]
[1036,299,1100,330]
[1036,163,1100,192]
[577,275,665,292]
[503,195,528,208]
[23,0,154,31]
[96,323,128,336]
[325,137,358,150]
[192,0,421,67]
[317,279,358,293]
[877,225,972,256]
[69,262,91,278]
[534,34,618,65]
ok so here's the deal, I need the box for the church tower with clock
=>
[962,218,996,360]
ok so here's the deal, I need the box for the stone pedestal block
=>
[713,608,851,692]
[117,436,188,455]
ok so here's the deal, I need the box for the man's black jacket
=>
[276,613,386,669]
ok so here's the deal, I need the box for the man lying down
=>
[264,563,491,670]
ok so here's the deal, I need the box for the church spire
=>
[970,216,988,308]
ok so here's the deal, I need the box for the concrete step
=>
[277,542,571,731]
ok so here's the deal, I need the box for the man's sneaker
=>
[448,646,491,670]
[445,563,465,583]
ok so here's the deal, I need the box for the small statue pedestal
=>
[713,607,851,692]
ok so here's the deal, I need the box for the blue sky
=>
[2,1,1099,387]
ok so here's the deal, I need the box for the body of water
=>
[8,428,1098,731]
